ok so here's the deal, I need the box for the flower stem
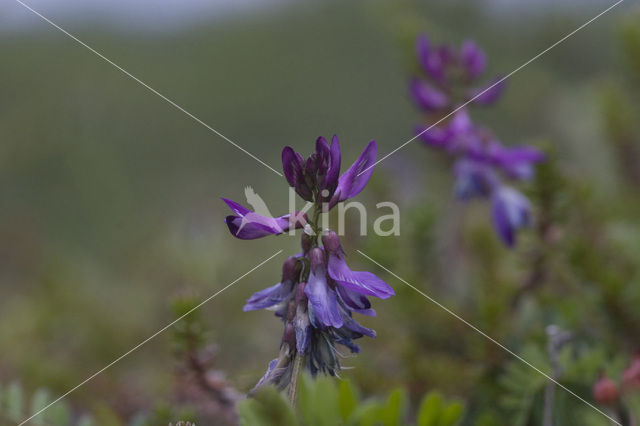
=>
[288,353,304,406]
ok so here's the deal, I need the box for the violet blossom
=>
[222,136,393,393]
[410,35,545,247]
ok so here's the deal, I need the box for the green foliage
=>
[238,376,463,426]
[0,381,92,425]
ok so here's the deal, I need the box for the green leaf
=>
[417,392,443,426]
[337,380,359,421]
[238,386,297,426]
[440,401,464,426]
[378,388,406,426]
[297,375,341,426]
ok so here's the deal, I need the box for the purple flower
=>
[282,136,376,209]
[490,145,545,180]
[416,34,448,83]
[305,247,343,328]
[225,135,391,390]
[454,158,498,200]
[411,34,544,247]
[411,34,503,112]
[222,198,306,240]
[460,40,486,80]
[468,78,506,106]
[243,257,299,311]
[329,140,377,208]
[491,186,532,247]
[409,78,449,112]
[323,231,394,299]
[416,109,474,151]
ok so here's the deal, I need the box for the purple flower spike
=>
[460,40,486,80]
[304,248,343,328]
[491,186,532,247]
[331,140,377,206]
[230,135,387,385]
[222,198,306,240]
[323,231,394,299]
[409,78,449,112]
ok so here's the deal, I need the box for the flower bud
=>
[321,230,341,253]
[295,282,307,305]
[593,374,619,405]
[282,323,296,350]
[308,247,325,272]
[282,256,301,285]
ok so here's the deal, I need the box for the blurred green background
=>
[1,0,639,424]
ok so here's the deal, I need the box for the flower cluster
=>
[223,136,394,391]
[410,34,544,247]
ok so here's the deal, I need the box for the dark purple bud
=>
[460,40,486,80]
[325,135,342,194]
[282,146,313,201]
[315,137,331,178]
[282,256,301,285]
[282,323,296,349]
[321,230,341,254]
[295,282,307,305]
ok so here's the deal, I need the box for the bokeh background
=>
[1,0,640,424]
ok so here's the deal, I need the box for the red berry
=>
[593,375,619,405]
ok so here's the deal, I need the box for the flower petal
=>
[282,146,313,201]
[491,186,531,247]
[409,78,449,111]
[243,282,292,311]
[460,40,486,80]
[328,253,394,299]
[469,78,506,105]
[222,198,305,240]
[332,140,377,205]
[323,135,342,196]
[305,269,343,328]
[336,285,376,317]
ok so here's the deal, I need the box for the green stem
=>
[288,353,304,406]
